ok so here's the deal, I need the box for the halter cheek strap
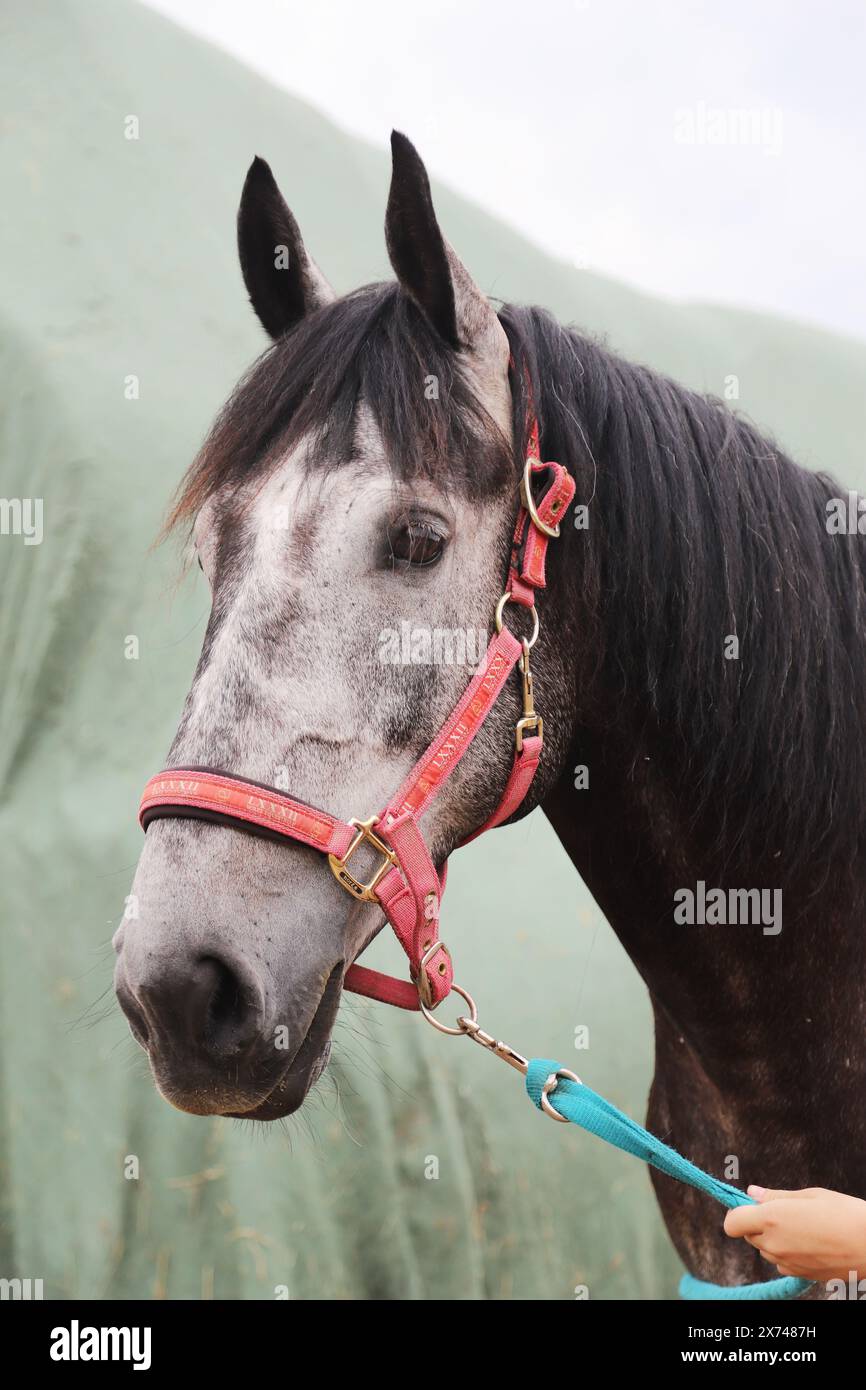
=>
[139,420,575,1012]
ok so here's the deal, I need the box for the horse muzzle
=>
[114,930,342,1118]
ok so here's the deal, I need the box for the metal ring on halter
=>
[540,1067,582,1122]
[419,982,478,1036]
[495,592,540,649]
[520,456,561,537]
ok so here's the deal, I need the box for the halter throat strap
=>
[139,418,575,1012]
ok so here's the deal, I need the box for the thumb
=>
[747,1184,799,1202]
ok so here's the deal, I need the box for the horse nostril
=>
[199,955,254,1050]
[130,953,263,1060]
[115,982,150,1049]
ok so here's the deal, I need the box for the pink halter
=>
[139,417,575,1014]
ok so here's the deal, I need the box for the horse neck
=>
[537,332,866,949]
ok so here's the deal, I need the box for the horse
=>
[114,132,866,1297]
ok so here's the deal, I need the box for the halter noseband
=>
[139,419,575,1014]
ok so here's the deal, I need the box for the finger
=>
[742,1234,780,1261]
[747,1185,797,1201]
[724,1205,767,1238]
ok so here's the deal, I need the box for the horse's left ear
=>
[237,157,335,339]
[385,132,510,399]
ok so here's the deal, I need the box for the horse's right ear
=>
[237,157,335,339]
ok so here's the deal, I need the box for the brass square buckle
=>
[328,816,397,902]
[520,457,562,538]
[414,938,452,1011]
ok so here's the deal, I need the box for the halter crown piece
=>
[139,409,575,1015]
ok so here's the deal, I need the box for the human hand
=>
[723,1185,866,1282]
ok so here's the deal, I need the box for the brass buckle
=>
[414,939,452,1011]
[328,816,397,902]
[520,457,562,538]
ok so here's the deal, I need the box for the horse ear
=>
[237,157,335,339]
[385,132,509,385]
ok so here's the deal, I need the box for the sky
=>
[143,0,866,342]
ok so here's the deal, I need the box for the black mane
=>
[504,304,866,884]
[173,284,866,883]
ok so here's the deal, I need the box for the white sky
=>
[144,0,866,342]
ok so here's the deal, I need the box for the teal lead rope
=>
[525,1059,813,1301]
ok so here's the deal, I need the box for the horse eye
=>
[387,520,445,569]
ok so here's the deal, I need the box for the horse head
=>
[113,134,578,1118]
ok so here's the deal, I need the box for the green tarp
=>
[3,0,866,1300]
